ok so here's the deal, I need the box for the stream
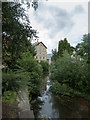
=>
[34,75,89,119]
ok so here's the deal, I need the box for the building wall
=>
[34,43,47,62]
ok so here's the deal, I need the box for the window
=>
[36,56,37,59]
[40,52,41,54]
[43,57,45,59]
[40,57,41,59]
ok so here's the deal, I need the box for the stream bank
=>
[33,75,90,119]
[17,88,34,118]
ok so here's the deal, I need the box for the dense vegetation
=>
[40,61,49,73]
[17,52,43,99]
[50,36,89,97]
[51,38,74,61]
[2,2,44,106]
[2,2,89,118]
[75,34,90,62]
[58,38,74,56]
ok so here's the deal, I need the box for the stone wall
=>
[17,88,34,118]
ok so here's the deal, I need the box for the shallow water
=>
[34,76,89,119]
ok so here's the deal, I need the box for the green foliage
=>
[17,52,43,99]
[50,51,88,95]
[2,2,37,69]
[75,34,89,60]
[50,82,83,97]
[58,38,74,57]
[2,51,42,102]
[51,38,74,62]
[28,72,41,97]
[17,51,42,75]
[2,2,42,105]
[51,49,58,62]
[2,69,29,93]
[50,82,70,95]
[40,61,49,73]
[2,91,17,105]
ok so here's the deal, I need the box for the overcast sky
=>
[26,0,88,54]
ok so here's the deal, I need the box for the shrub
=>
[50,82,70,95]
[2,91,17,105]
[2,69,29,93]
[17,51,43,99]
[50,51,88,94]
[28,72,41,98]
[50,82,83,97]
[17,51,43,76]
[40,61,49,73]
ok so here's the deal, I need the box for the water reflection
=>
[34,76,89,119]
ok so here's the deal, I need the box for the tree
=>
[50,51,88,94]
[2,2,37,69]
[40,61,49,73]
[16,51,43,98]
[51,49,58,61]
[75,34,89,60]
[2,2,43,105]
[58,38,73,57]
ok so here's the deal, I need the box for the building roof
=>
[47,54,52,59]
[33,42,47,49]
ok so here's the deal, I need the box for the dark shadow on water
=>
[33,75,89,119]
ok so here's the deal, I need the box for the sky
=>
[25,0,88,54]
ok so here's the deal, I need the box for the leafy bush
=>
[17,51,43,99]
[2,51,43,101]
[2,91,17,105]
[50,51,88,95]
[40,61,49,73]
[50,82,70,96]
[50,82,83,97]
[2,69,29,93]
[17,51,43,76]
[28,72,41,98]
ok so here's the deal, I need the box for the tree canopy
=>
[75,34,89,61]
[51,38,74,61]
[2,2,44,102]
[2,2,37,68]
[50,51,89,96]
[51,49,58,61]
[58,38,73,57]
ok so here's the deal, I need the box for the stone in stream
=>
[41,114,52,120]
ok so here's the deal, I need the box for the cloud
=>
[73,5,85,14]
[33,2,74,38]
[28,2,88,53]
